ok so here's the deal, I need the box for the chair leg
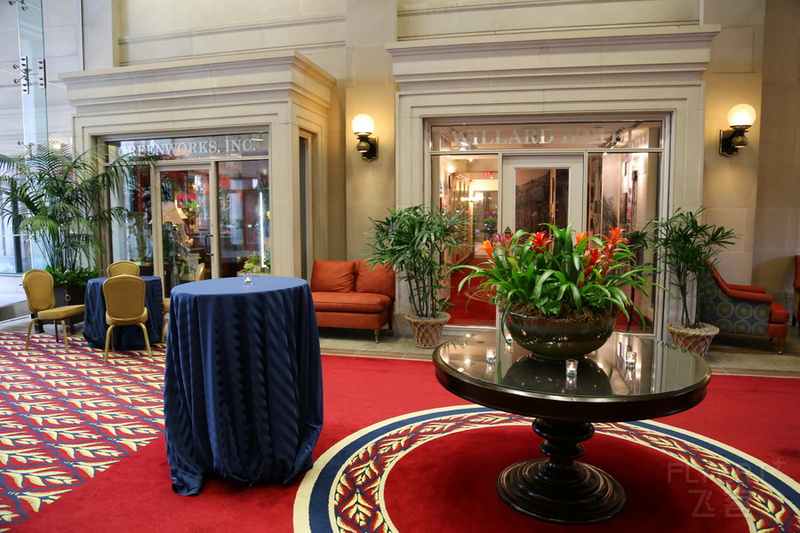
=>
[59,320,69,348]
[139,323,152,356]
[778,337,785,354]
[104,325,114,362]
[162,316,169,345]
[25,319,37,350]
[374,329,380,343]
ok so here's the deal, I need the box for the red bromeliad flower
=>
[494,232,513,246]
[530,231,550,251]
[606,227,628,245]
[600,227,629,276]
[583,247,602,282]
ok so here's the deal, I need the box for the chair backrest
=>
[195,263,205,282]
[102,274,146,322]
[107,260,140,277]
[22,269,56,314]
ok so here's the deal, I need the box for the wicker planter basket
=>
[406,313,450,348]
[666,322,719,359]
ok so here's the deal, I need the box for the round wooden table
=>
[433,331,711,525]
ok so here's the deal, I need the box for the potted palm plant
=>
[0,142,152,300]
[458,223,658,359]
[365,205,471,348]
[648,207,736,357]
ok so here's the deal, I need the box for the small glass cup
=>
[244,273,253,285]
[485,347,496,362]
[565,359,578,377]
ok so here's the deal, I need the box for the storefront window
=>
[217,160,270,278]
[105,133,270,285]
[432,118,664,333]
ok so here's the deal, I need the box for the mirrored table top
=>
[433,332,711,422]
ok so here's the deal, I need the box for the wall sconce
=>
[719,104,757,156]
[352,113,378,161]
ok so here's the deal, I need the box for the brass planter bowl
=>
[505,312,617,360]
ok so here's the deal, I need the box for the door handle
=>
[204,234,213,256]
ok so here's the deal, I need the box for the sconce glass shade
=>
[720,104,756,156]
[352,113,378,161]
[727,104,756,128]
[351,114,375,135]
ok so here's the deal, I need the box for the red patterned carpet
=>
[0,333,164,528]
[448,257,496,326]
[1,332,799,532]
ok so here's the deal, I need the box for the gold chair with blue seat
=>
[107,260,140,277]
[102,274,152,361]
[22,269,85,349]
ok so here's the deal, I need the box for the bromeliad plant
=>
[458,223,659,325]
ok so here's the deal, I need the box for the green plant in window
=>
[0,142,154,287]
[242,252,270,273]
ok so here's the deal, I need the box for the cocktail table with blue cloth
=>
[163,276,323,496]
[82,275,163,349]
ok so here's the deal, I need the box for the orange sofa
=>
[311,260,395,342]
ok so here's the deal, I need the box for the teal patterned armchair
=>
[698,265,789,353]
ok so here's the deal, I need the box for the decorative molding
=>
[397,0,700,41]
[388,26,719,90]
[117,15,346,66]
[398,0,695,16]
[119,15,344,45]
[61,50,336,113]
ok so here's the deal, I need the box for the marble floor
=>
[315,325,800,379]
[2,315,799,378]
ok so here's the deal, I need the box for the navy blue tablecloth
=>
[163,276,323,496]
[82,275,164,349]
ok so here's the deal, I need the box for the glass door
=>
[159,167,211,294]
[501,155,585,234]
[216,160,270,278]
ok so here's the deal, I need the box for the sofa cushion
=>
[355,261,395,298]
[768,322,789,339]
[312,291,393,314]
[315,311,389,331]
[311,260,356,293]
